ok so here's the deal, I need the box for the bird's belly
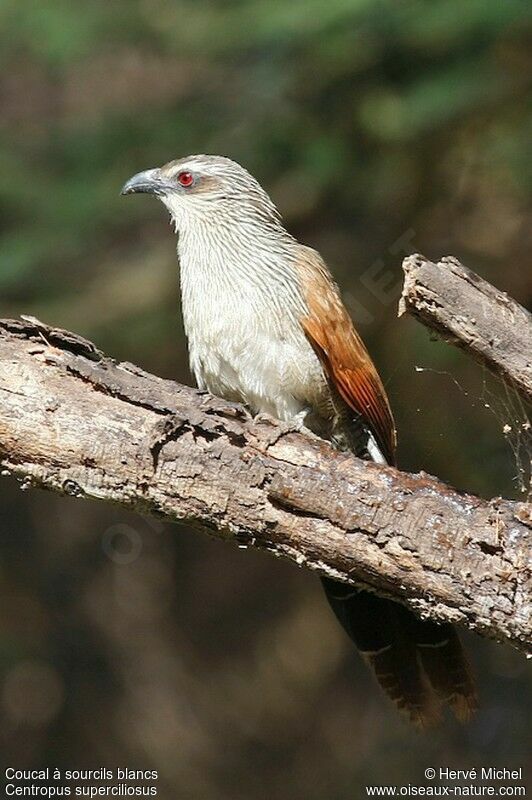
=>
[189,327,328,423]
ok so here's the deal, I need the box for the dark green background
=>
[0,1,530,797]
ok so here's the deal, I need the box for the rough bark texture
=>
[0,317,530,654]
[399,254,532,405]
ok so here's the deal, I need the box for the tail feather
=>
[321,578,476,727]
[413,619,478,721]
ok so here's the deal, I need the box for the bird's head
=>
[121,154,282,232]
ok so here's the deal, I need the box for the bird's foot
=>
[250,408,312,449]
[252,410,278,426]
[200,395,250,421]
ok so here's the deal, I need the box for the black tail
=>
[322,578,477,727]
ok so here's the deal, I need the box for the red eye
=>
[177,170,194,188]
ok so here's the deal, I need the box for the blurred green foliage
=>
[0,2,530,797]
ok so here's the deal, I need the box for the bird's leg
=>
[292,407,312,432]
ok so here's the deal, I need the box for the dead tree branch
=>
[0,317,530,654]
[399,254,532,405]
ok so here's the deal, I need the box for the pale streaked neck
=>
[175,209,299,288]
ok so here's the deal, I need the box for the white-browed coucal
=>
[122,154,477,726]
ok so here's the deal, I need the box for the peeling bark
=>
[0,317,530,654]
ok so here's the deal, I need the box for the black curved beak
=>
[121,168,170,197]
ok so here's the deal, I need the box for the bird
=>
[122,154,477,727]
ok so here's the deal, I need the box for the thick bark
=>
[0,317,530,654]
[399,254,532,405]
